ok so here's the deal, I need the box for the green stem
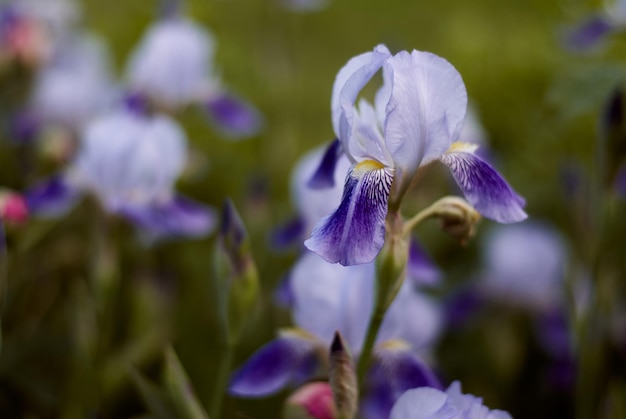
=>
[209,338,233,419]
[356,291,388,386]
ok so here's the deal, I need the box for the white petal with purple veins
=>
[440,143,527,223]
[305,160,393,265]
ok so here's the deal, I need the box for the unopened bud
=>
[0,190,28,224]
[329,332,358,419]
[283,382,337,419]
[431,196,480,245]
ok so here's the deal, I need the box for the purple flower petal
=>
[331,45,391,153]
[229,331,321,397]
[205,92,263,139]
[440,143,527,223]
[444,288,484,329]
[406,239,441,287]
[10,110,40,143]
[25,175,81,217]
[270,215,306,250]
[120,194,216,240]
[274,272,294,308]
[304,161,393,265]
[562,15,613,52]
[307,139,343,189]
[361,344,442,419]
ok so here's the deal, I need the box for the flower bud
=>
[430,196,480,245]
[0,190,28,224]
[329,331,358,419]
[283,382,337,419]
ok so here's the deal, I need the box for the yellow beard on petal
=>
[446,142,479,154]
[353,159,386,177]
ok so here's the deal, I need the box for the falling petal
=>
[440,142,527,223]
[229,331,321,397]
[205,92,263,139]
[305,160,393,265]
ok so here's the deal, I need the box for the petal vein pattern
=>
[440,143,527,223]
[305,161,393,266]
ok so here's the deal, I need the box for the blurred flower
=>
[229,251,442,417]
[479,221,567,312]
[304,45,526,266]
[389,381,512,419]
[125,14,262,139]
[0,189,28,247]
[26,100,215,242]
[282,0,331,13]
[561,0,626,51]
[28,32,116,134]
[284,382,336,419]
[0,3,52,68]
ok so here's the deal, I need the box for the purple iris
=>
[125,15,262,139]
[25,104,215,242]
[229,251,443,417]
[390,381,512,419]
[304,45,526,266]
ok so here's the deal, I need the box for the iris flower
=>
[390,381,511,419]
[229,251,442,417]
[304,45,526,266]
[562,0,626,51]
[25,99,215,242]
[125,13,262,139]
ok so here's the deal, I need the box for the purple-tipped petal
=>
[304,161,393,265]
[440,143,527,223]
[25,175,81,217]
[308,139,343,189]
[205,92,263,139]
[271,215,306,250]
[361,344,442,419]
[562,15,613,51]
[407,239,441,287]
[229,331,321,397]
[121,195,216,240]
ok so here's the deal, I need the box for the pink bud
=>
[0,192,28,224]
[284,382,336,419]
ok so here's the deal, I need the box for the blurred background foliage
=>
[0,0,624,417]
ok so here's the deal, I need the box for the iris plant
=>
[26,98,215,242]
[125,10,262,139]
[229,251,443,418]
[304,45,526,267]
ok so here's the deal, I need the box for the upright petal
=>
[229,330,321,397]
[305,160,393,265]
[331,45,391,157]
[205,91,263,139]
[439,142,527,223]
[383,50,467,178]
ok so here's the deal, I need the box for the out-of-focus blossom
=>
[561,0,626,51]
[26,101,215,242]
[126,14,262,139]
[304,45,526,266]
[229,251,442,417]
[284,382,336,419]
[0,0,80,68]
[28,32,115,133]
[390,381,512,419]
[479,221,567,312]
[0,189,28,247]
[282,0,330,13]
